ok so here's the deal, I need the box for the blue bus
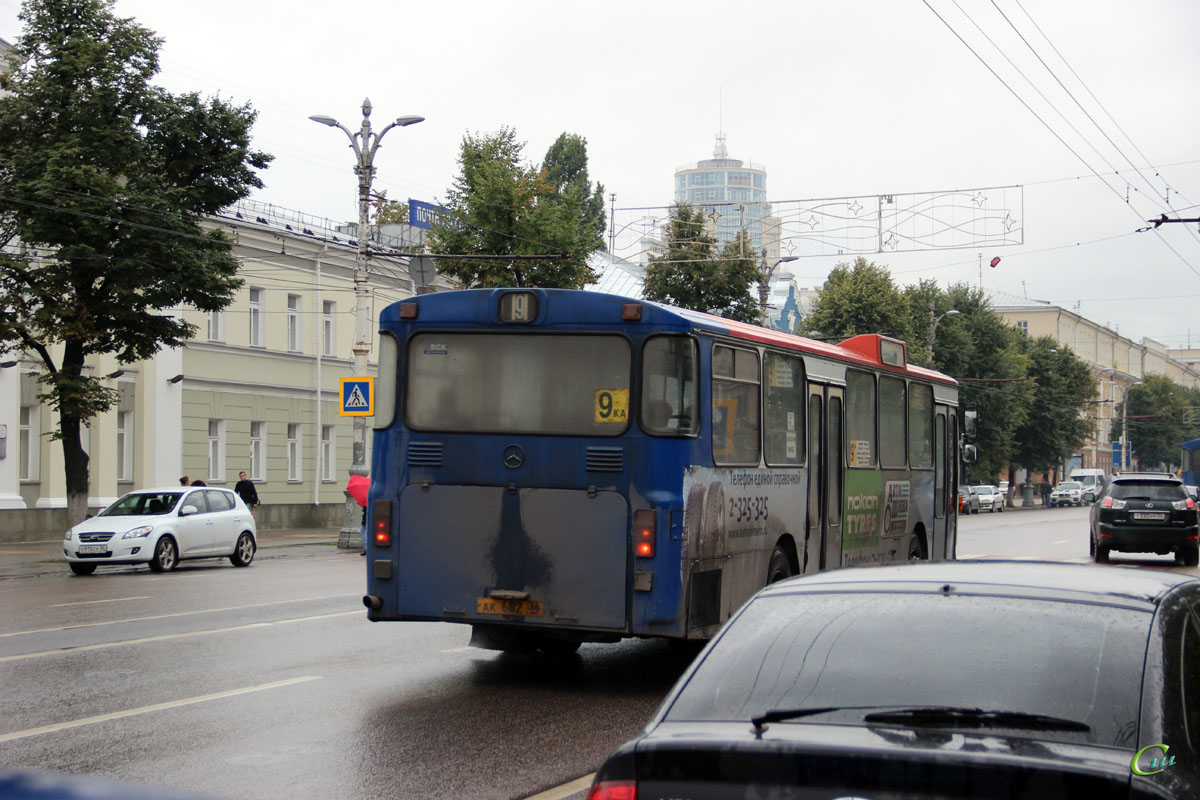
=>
[1182,439,1200,488]
[362,289,964,652]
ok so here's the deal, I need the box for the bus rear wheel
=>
[767,545,794,584]
[908,536,926,561]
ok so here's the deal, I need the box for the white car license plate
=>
[78,544,107,554]
[1132,512,1166,521]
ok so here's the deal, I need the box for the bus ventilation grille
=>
[407,442,444,468]
[586,447,624,472]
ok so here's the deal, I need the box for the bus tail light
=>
[634,509,655,557]
[372,499,393,546]
[587,781,636,800]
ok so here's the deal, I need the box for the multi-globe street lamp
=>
[310,99,423,549]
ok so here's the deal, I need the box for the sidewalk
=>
[0,527,345,580]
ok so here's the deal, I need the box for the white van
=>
[1069,468,1107,497]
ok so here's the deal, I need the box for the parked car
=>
[586,561,1200,799]
[957,485,980,515]
[1087,472,1199,566]
[63,487,257,575]
[1049,480,1084,507]
[972,484,1002,512]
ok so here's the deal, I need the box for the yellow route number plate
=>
[476,597,545,617]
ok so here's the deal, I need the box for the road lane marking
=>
[1053,539,1072,545]
[441,646,474,653]
[0,676,321,743]
[0,610,360,662]
[523,774,596,800]
[50,596,152,607]
[0,592,360,638]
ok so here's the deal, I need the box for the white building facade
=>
[0,200,438,535]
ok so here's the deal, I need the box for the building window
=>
[287,294,301,352]
[322,300,336,356]
[287,423,301,481]
[1016,320,1029,332]
[208,419,225,482]
[249,421,264,481]
[19,405,38,481]
[248,287,264,347]
[116,411,133,482]
[207,310,224,342]
[321,425,334,481]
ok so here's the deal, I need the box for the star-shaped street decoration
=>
[707,210,722,225]
[783,240,797,255]
[883,233,899,250]
[848,199,863,215]
[1002,212,1018,231]
[973,192,987,207]
[801,214,819,230]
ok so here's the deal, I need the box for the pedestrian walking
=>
[1040,475,1051,506]
[234,471,259,514]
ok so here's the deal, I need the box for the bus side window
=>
[909,383,934,469]
[641,336,698,435]
[712,345,760,465]
[764,352,804,466]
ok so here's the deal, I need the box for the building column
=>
[141,345,183,486]
[0,365,25,508]
[88,404,119,510]
[35,404,66,509]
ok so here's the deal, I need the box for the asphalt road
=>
[0,539,690,800]
[2,507,1195,800]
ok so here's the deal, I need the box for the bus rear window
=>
[405,333,631,435]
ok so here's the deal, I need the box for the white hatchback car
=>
[63,487,257,575]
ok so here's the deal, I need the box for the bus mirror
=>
[962,443,977,464]
[963,406,978,439]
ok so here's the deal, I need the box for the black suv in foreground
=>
[1087,473,1199,565]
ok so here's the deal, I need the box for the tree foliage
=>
[1010,335,1095,473]
[424,128,605,288]
[798,257,913,342]
[641,205,761,323]
[1118,375,1192,469]
[0,0,272,523]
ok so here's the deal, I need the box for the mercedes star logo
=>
[502,445,525,469]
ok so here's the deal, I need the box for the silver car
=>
[973,484,1003,513]
[63,487,257,575]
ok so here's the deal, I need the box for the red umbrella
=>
[346,474,370,507]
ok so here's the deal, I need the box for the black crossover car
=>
[587,561,1200,799]
[1087,472,1199,566]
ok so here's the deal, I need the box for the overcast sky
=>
[2,0,1198,351]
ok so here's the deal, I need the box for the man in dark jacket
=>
[234,471,259,512]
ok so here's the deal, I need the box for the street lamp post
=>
[928,303,960,350]
[758,251,798,326]
[310,99,424,550]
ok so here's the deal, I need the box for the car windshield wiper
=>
[750,705,910,733]
[862,706,1090,732]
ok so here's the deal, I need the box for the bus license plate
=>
[476,597,545,617]
[1132,512,1166,521]
[78,544,107,554]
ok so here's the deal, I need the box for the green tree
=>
[642,206,761,322]
[0,0,271,524]
[1118,375,1189,469]
[934,285,1032,484]
[1010,335,1096,476]
[798,257,913,342]
[425,128,604,288]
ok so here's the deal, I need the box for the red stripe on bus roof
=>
[668,305,957,386]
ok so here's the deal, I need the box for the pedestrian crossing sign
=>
[340,378,374,417]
